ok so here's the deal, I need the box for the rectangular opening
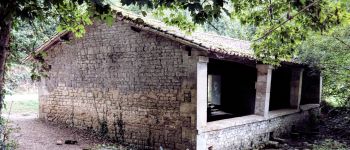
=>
[208,75,221,106]
[269,67,292,110]
[301,69,321,105]
[207,59,256,122]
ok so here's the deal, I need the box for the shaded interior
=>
[301,69,321,105]
[207,59,257,122]
[269,67,292,110]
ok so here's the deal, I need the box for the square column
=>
[290,68,304,109]
[196,56,208,130]
[196,56,208,150]
[255,64,273,118]
[319,75,322,104]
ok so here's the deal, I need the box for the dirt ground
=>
[6,113,113,150]
[261,107,350,150]
[4,108,350,150]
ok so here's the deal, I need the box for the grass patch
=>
[3,94,38,114]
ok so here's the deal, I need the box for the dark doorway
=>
[207,59,257,122]
[269,67,292,110]
[301,69,321,105]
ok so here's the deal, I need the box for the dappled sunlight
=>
[3,93,39,115]
[4,93,38,102]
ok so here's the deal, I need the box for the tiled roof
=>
[112,7,255,59]
[30,7,257,60]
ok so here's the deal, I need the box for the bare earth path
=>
[7,113,107,150]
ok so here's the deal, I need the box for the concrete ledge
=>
[204,105,320,149]
[205,115,265,132]
[204,110,299,132]
[204,105,320,133]
[300,104,320,111]
[268,109,299,118]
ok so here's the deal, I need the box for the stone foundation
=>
[204,105,319,150]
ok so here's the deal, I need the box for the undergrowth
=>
[313,139,347,150]
[0,101,20,149]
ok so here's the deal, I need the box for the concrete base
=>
[203,105,319,150]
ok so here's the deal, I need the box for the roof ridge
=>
[27,7,258,61]
[193,32,249,42]
[112,7,250,43]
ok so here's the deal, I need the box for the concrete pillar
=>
[290,68,304,109]
[196,56,208,150]
[255,64,273,118]
[319,75,323,104]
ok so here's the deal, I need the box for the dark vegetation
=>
[260,103,350,149]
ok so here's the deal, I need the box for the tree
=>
[5,18,57,95]
[0,0,113,111]
[298,25,350,106]
[202,15,255,41]
[140,0,349,65]
[119,0,348,64]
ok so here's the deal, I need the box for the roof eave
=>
[23,31,70,62]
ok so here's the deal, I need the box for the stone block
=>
[39,21,197,149]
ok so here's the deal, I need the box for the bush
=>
[313,139,347,150]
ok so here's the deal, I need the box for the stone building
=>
[33,9,322,150]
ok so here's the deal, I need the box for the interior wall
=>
[208,59,257,118]
[270,67,291,110]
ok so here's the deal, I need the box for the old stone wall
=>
[39,21,198,149]
[205,107,319,150]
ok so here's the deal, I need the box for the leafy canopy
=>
[3,0,349,65]
[121,0,349,65]
[1,0,114,37]
[0,0,114,111]
[6,18,57,93]
[298,25,350,106]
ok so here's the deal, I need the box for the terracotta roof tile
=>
[112,7,255,59]
[29,8,258,61]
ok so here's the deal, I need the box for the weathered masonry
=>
[33,9,322,150]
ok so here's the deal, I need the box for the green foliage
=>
[55,1,93,37]
[4,65,31,95]
[153,6,196,34]
[298,25,350,106]
[313,139,348,150]
[232,0,349,65]
[0,112,20,150]
[31,51,51,81]
[121,0,349,64]
[5,18,56,94]
[202,16,255,40]
[10,18,57,64]
[2,0,116,89]
[0,0,116,147]
[253,23,305,65]
[1,0,114,42]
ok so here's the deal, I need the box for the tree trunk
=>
[0,20,12,112]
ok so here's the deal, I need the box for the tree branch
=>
[254,0,319,42]
[208,21,219,32]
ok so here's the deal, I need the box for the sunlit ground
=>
[3,93,39,114]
